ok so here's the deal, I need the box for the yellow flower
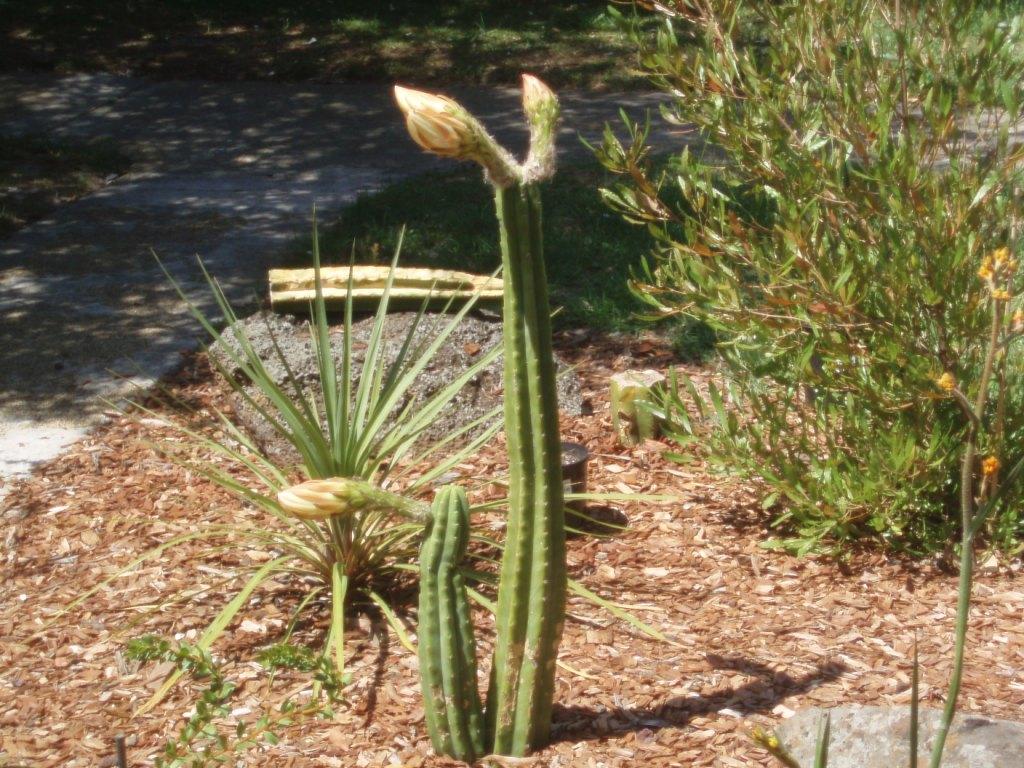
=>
[991,288,1012,301]
[750,726,781,750]
[936,372,957,392]
[981,247,1018,280]
[1013,309,1024,331]
[982,456,1001,477]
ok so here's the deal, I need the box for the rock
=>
[212,310,583,468]
[775,705,1024,768]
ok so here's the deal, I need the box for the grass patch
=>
[288,162,657,332]
[0,135,131,239]
[1,1,645,90]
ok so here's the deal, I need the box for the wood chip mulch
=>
[1,330,1022,768]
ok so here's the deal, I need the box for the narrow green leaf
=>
[567,579,672,644]
[910,638,919,768]
[813,713,830,768]
[330,564,348,680]
[367,590,416,654]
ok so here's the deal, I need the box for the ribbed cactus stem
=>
[486,182,566,755]
[418,486,485,763]
[395,74,565,759]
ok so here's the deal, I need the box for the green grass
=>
[289,162,657,332]
[0,135,131,239]
[1,1,644,90]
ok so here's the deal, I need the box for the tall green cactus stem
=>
[486,181,565,755]
[418,486,485,762]
[395,74,565,758]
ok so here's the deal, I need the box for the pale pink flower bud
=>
[394,85,476,159]
[520,74,559,182]
[394,84,521,187]
[522,74,557,121]
[278,478,362,520]
[278,477,430,523]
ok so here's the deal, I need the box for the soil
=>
[1,330,1022,768]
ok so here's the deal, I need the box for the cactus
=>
[395,76,566,757]
[278,477,429,521]
[418,485,486,763]
[279,77,566,761]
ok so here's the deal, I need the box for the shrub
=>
[598,0,1024,553]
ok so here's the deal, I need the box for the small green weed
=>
[125,636,342,767]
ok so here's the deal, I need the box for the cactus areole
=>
[395,76,567,758]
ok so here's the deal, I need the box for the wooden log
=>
[268,265,503,312]
[610,369,666,447]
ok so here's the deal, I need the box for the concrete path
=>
[0,73,676,493]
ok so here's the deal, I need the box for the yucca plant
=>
[54,228,505,711]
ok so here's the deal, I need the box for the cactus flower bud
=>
[278,478,363,519]
[520,74,559,182]
[394,85,519,187]
[521,74,558,122]
[394,86,476,159]
[278,477,430,522]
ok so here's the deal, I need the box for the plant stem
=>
[932,269,1006,767]
[486,182,566,755]
[418,486,484,762]
[929,528,974,768]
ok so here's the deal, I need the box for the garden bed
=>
[1,331,1022,767]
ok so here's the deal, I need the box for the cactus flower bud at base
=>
[278,477,428,522]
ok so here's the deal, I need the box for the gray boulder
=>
[776,705,1024,768]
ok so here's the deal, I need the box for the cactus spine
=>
[418,485,486,763]
[395,75,566,758]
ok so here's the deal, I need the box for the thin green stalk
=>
[933,274,1006,767]
[928,530,974,768]
[909,639,919,767]
[329,565,348,680]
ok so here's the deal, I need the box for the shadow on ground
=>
[551,654,848,742]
